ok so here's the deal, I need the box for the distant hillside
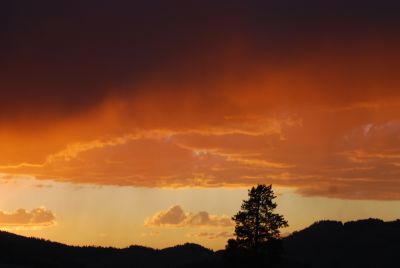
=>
[283,218,400,267]
[1,218,399,267]
[0,232,218,268]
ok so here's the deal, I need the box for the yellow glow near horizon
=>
[1,176,399,249]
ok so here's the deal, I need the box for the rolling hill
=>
[1,218,399,267]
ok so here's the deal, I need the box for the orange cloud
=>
[1,114,400,200]
[144,205,233,228]
[1,1,400,200]
[0,207,56,230]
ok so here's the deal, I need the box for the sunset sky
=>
[1,1,400,249]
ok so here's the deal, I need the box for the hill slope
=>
[1,218,399,267]
[283,218,400,267]
[0,232,218,268]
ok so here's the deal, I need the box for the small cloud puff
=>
[0,207,56,230]
[144,205,233,228]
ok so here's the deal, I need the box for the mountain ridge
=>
[1,218,399,267]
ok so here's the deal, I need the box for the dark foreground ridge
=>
[1,218,399,268]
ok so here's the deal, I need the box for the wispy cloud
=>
[187,231,234,240]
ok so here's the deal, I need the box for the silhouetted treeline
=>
[1,218,399,267]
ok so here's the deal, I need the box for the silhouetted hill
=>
[1,218,399,267]
[0,232,218,268]
[283,218,400,267]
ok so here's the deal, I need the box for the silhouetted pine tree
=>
[225,184,288,267]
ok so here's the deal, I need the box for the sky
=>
[1,0,400,249]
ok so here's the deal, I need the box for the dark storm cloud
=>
[1,0,400,120]
[0,1,243,119]
[2,1,400,200]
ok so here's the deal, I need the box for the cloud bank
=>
[1,1,400,199]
